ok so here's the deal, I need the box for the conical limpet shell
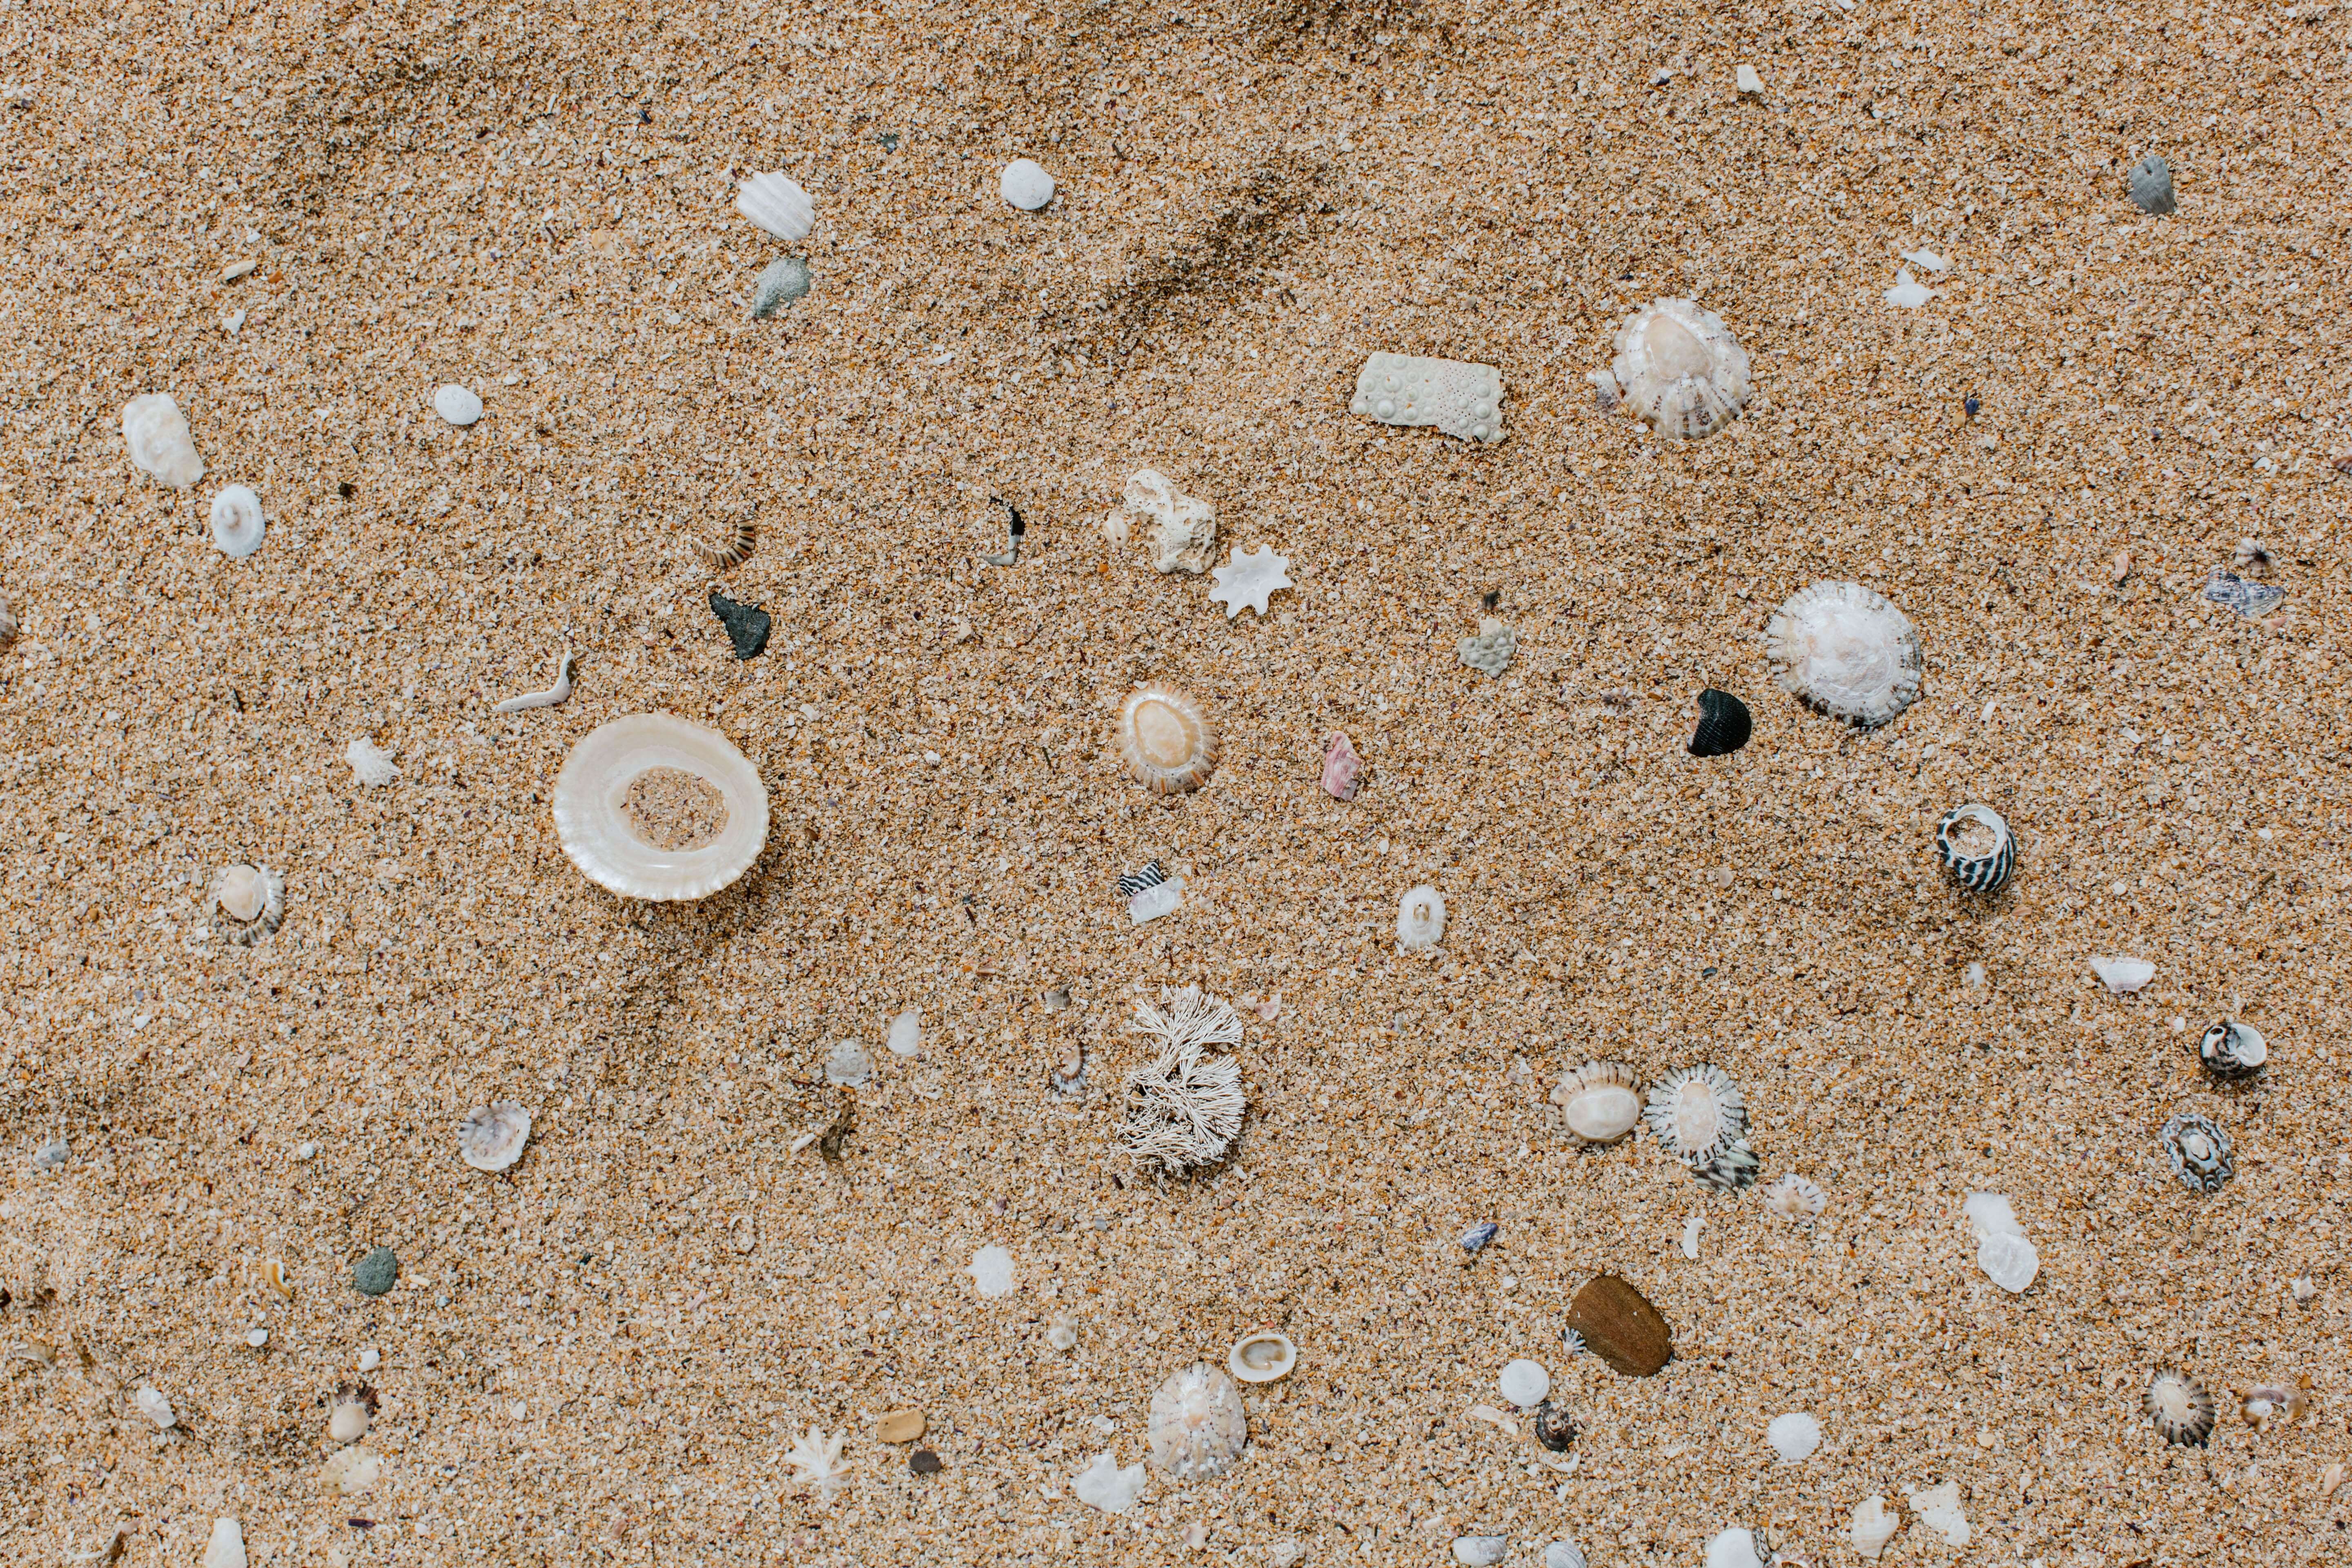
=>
[1599,298,1751,441]
[2145,1370,2214,1445]
[1763,1173,1826,1220]
[552,715,769,900]
[2160,1111,2233,1194]
[456,1101,531,1172]
[1227,1330,1296,1384]
[208,486,265,559]
[1644,1065,1747,1165]
[1147,1361,1247,1479]
[1552,1061,1641,1144]
[1935,803,2016,894]
[1117,684,1218,795]
[1764,580,1922,727]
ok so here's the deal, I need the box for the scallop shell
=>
[735,171,815,242]
[1396,884,1447,950]
[122,393,204,487]
[2145,1370,2214,1445]
[2128,153,2176,216]
[2195,1020,2267,1080]
[456,1101,531,1172]
[1451,1537,1508,1567]
[1227,1330,1296,1384]
[1687,688,1752,757]
[1767,1411,1821,1462]
[1147,1362,1247,1480]
[552,715,770,900]
[1553,1061,1642,1144]
[1544,1542,1588,1568]
[1935,803,2016,894]
[1602,298,1751,441]
[208,486,265,559]
[212,864,285,946]
[1762,1173,1826,1220]
[2161,1111,2233,1194]
[1116,684,1219,794]
[1764,581,1922,727]
[1644,1065,1748,1165]
[1849,1494,1901,1559]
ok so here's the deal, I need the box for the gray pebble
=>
[352,1246,399,1297]
[750,256,812,319]
[2127,154,2175,216]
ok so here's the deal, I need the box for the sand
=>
[2,0,2349,1562]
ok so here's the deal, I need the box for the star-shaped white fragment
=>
[1207,545,1293,619]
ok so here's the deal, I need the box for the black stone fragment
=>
[709,590,771,660]
[910,1449,944,1474]
[1963,394,1980,418]
[1687,688,1753,757]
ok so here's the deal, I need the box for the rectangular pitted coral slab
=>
[1350,353,1505,445]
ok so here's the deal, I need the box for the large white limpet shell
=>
[1602,298,1751,440]
[552,715,768,900]
[1553,1061,1641,1143]
[736,171,815,242]
[1148,1362,1247,1479]
[1763,580,1922,727]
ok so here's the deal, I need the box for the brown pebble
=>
[910,1449,944,1475]
[1565,1274,1673,1377]
[875,1408,925,1443]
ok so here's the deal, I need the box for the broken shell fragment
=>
[1117,684,1219,795]
[456,1101,531,1172]
[735,171,815,242]
[1762,1174,1826,1221]
[1935,804,2016,894]
[1350,353,1506,444]
[1552,1061,1642,1144]
[1849,1495,1901,1559]
[1689,1138,1761,1192]
[2090,954,2155,993]
[1321,732,1362,801]
[212,864,285,946]
[1227,1330,1296,1384]
[2145,1371,2215,1445]
[2161,1111,2233,1194]
[552,715,769,900]
[1147,1362,1247,1480]
[1563,1274,1672,1377]
[321,1446,383,1497]
[2127,153,2176,216]
[2195,1020,2267,1080]
[122,393,204,487]
[134,1386,177,1428]
[749,257,811,318]
[1686,688,1752,757]
[1121,469,1216,575]
[1600,298,1751,441]
[1764,580,1922,726]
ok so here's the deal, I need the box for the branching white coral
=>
[785,1426,850,1499]
[1120,987,1245,1174]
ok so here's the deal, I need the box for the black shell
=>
[1690,1137,1760,1191]
[1687,688,1753,757]
[1935,804,2016,895]
[1532,1401,1578,1452]
[2194,1020,2267,1081]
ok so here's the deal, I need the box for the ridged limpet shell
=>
[1552,1061,1641,1144]
[1227,1329,1296,1384]
[1147,1362,1247,1479]
[552,715,769,900]
[2145,1370,2214,1445]
[1644,1065,1747,1165]
[1765,580,1922,727]
[1117,684,1218,795]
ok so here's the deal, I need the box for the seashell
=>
[212,864,285,946]
[735,171,815,242]
[1498,1358,1550,1408]
[0,593,16,646]
[696,519,757,570]
[1118,685,1220,797]
[1227,1329,1296,1384]
[344,739,399,787]
[1000,158,1056,210]
[1045,1312,1078,1351]
[1690,1137,1761,1192]
[886,1009,922,1057]
[245,1325,269,1348]
[749,257,811,319]
[262,1258,294,1301]
[1071,1449,1146,1512]
[1737,62,1765,94]
[2322,1461,2347,1499]
[329,1393,370,1445]
[432,384,483,426]
[1121,469,1216,575]
[1396,884,1447,950]
[1645,1065,1748,1165]
[1208,544,1294,619]
[1883,268,1935,309]
[1687,688,1752,757]
[1705,1528,1766,1568]
[1544,1542,1588,1568]
[122,393,204,487]
[1599,298,1751,441]
[2195,1019,2267,1080]
[1906,1481,1969,1547]
[1350,353,1506,445]
[31,1133,69,1174]
[2203,567,2283,620]
[1322,731,1362,800]
[552,715,769,900]
[709,590,772,659]
[1764,581,1922,727]
[824,1040,872,1086]
[1450,1537,1508,1567]
[1935,803,2016,894]
[2145,1370,2214,1445]
[322,1450,382,1499]
[2236,1383,2305,1431]
[1460,1221,1499,1254]
[201,1519,247,1568]
[134,1385,177,1428]
[457,1100,530,1171]
[1975,1231,2040,1293]
[1564,1273,1673,1377]
[2232,537,2273,574]
[1763,1174,1826,1221]
[494,650,575,713]
[351,1246,398,1297]
[966,1245,1014,1297]
[1456,617,1516,677]
[1532,1401,1577,1451]
[2089,954,2155,994]
[1553,1061,1642,1144]
[357,1348,379,1374]
[1849,1495,1900,1559]
[1117,860,1168,895]
[1147,1361,1247,1479]
[2161,1111,2233,1194]
[1766,1412,1821,1463]
[1120,987,1245,1174]
[2127,153,2176,216]
[208,485,265,559]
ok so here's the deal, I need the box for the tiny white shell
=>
[456,1101,530,1172]
[202,1519,247,1568]
[1452,1537,1507,1566]
[2090,954,2155,993]
[736,171,815,242]
[1976,1230,2040,1293]
[1766,1411,1821,1462]
[1000,158,1056,210]
[1396,884,1447,950]
[122,393,204,487]
[432,384,483,426]
[328,1396,369,1444]
[886,1009,922,1057]
[1849,1494,1901,1559]
[134,1385,178,1428]
[208,486,265,558]
[1763,1173,1826,1220]
[1554,1061,1642,1143]
[1704,1528,1765,1568]
[552,715,769,900]
[1148,1362,1247,1479]
[1227,1330,1297,1383]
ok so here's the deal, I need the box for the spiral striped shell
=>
[1935,804,2016,894]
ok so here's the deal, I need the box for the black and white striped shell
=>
[2195,1020,2267,1080]
[2160,1112,2233,1194]
[1689,1138,1760,1191]
[1644,1065,1747,1165]
[1935,804,2016,894]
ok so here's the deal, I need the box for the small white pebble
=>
[1736,63,1764,94]
[968,1245,1015,1297]
[356,1347,380,1374]
[999,158,1056,210]
[245,1327,269,1348]
[432,384,483,426]
[1680,1215,1704,1259]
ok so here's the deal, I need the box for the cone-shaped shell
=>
[1764,580,1922,727]
[1118,684,1218,794]
[1606,298,1751,441]
[2145,1371,2214,1445]
[1563,1274,1672,1376]
[1148,1362,1247,1479]
[1552,1061,1641,1144]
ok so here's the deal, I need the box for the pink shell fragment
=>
[1322,732,1361,801]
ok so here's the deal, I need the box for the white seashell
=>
[245,1325,269,1348]
[345,739,400,787]
[824,1040,871,1086]
[1227,1330,1297,1383]
[736,171,815,242]
[1704,1528,1765,1568]
[1737,63,1765,94]
[216,865,269,923]
[328,1396,369,1445]
[1763,1173,1826,1220]
[1208,545,1294,619]
[1148,1362,1247,1479]
[1451,1538,1508,1567]
[321,1447,382,1497]
[1127,876,1185,924]
[1000,158,1056,210]
[552,715,769,900]
[2089,954,2155,993]
[1644,1065,1747,1164]
[1350,354,1506,445]
[1679,1215,1704,1259]
[356,1347,380,1374]
[1962,1192,2022,1241]
[134,1385,177,1428]
[1764,580,1922,726]
[1071,1450,1146,1512]
[1883,268,1936,308]
[967,1245,1014,1297]
[208,485,265,558]
[2144,1370,2215,1445]
[1045,1312,1079,1351]
[1117,684,1219,794]
[201,1519,247,1568]
[1121,469,1218,574]
[1975,1230,2039,1294]
[122,393,204,487]
[1603,298,1750,440]
[212,864,285,945]
[1553,1061,1641,1143]
[494,650,575,713]
[1906,1481,1969,1547]
[456,1101,530,1171]
[1396,884,1447,950]
[1544,1543,1588,1568]
[1498,1358,1550,1407]
[1901,247,1952,272]
[886,1009,922,1057]
[1849,1494,1900,1559]
[432,384,483,426]
[1766,1412,1821,1463]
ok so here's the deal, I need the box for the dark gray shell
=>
[2195,1020,2267,1081]
[2203,568,2283,620]
[1532,1401,1577,1452]
[2127,154,2176,216]
[1687,688,1753,757]
[708,590,771,660]
[2160,1112,2233,1194]
[750,256,812,318]
[1935,803,2016,894]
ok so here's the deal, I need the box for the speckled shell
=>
[1604,298,1751,441]
[1935,803,2016,894]
[1147,1362,1247,1479]
[457,1100,531,1172]
[1765,581,1922,727]
[1350,353,1505,444]
[1117,684,1219,794]
[735,172,814,242]
[1763,1173,1826,1220]
[2161,1112,2233,1194]
[1552,1061,1642,1144]
[2145,1371,2214,1445]
[2194,1020,2267,1080]
[1644,1065,1748,1164]
[552,714,769,900]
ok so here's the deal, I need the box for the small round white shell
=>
[1147,1362,1247,1480]
[1498,1358,1550,1408]
[1000,158,1056,210]
[1606,298,1752,440]
[432,384,483,426]
[208,486,265,558]
[1767,1411,1822,1462]
[1227,1330,1296,1384]
[1396,884,1447,950]
[1553,1061,1642,1143]
[457,1100,531,1172]
[1763,1173,1826,1220]
[735,171,815,242]
[1764,580,1922,726]
[552,715,769,900]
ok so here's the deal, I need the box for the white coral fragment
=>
[1883,268,1936,309]
[1071,1450,1146,1513]
[785,1426,851,1499]
[1350,353,1505,444]
[345,739,400,787]
[1906,1481,1970,1547]
[1121,469,1217,574]
[1208,545,1294,619]
[1119,987,1245,1174]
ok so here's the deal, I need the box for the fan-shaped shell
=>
[2145,1371,2214,1445]
[1644,1065,1747,1163]
[457,1101,531,1172]
[1147,1362,1247,1479]
[735,172,814,242]
[1936,803,2016,894]
[1116,684,1218,794]
[1605,298,1751,441]
[552,715,769,900]
[1227,1330,1296,1384]
[209,486,265,559]
[1764,581,1922,726]
[1552,1061,1642,1143]
[1763,1173,1826,1220]
[2160,1112,2233,1194]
